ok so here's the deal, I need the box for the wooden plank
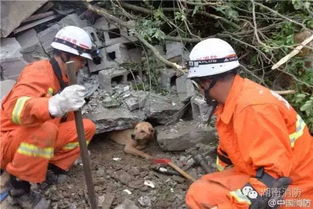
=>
[22,11,55,23]
[13,14,58,34]
[37,2,54,13]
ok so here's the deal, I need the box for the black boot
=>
[8,175,50,209]
[39,164,67,190]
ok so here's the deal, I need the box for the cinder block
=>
[154,45,165,56]
[103,21,137,46]
[0,58,27,80]
[159,68,177,90]
[166,41,189,65]
[16,29,47,62]
[58,13,88,28]
[98,68,129,93]
[88,48,117,73]
[38,24,61,54]
[176,74,196,102]
[88,44,141,73]
[166,41,184,59]
[93,17,110,31]
[94,17,137,46]
[83,26,102,47]
[106,43,141,64]
[191,96,212,122]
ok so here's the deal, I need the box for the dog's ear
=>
[132,121,139,128]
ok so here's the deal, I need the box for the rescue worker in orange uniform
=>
[0,26,98,208]
[185,38,313,209]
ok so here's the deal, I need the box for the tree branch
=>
[83,1,185,72]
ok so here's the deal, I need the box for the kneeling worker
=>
[0,26,97,208]
[185,38,313,209]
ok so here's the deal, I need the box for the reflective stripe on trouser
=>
[49,119,95,171]
[1,119,95,183]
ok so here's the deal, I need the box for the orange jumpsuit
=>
[0,60,96,183]
[186,75,313,209]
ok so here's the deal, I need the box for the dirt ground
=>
[0,129,217,209]
[45,132,217,209]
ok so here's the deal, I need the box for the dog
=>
[108,122,156,159]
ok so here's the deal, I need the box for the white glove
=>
[48,85,86,117]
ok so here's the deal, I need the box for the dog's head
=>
[131,122,155,146]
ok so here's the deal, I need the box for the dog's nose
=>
[131,134,135,139]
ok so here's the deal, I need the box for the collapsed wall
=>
[0,1,217,151]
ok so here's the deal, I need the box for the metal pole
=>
[66,61,97,209]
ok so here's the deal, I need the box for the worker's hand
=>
[48,85,86,117]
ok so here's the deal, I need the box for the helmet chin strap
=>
[60,53,71,63]
[203,79,218,124]
[203,78,217,106]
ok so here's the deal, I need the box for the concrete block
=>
[103,21,137,46]
[166,41,189,65]
[93,17,109,31]
[87,48,115,73]
[0,38,23,62]
[157,120,216,151]
[16,29,47,62]
[191,96,212,122]
[166,41,185,59]
[159,68,177,90]
[98,68,129,93]
[0,80,16,102]
[154,45,165,56]
[88,44,141,72]
[58,13,88,28]
[176,74,196,102]
[94,17,134,46]
[83,26,102,47]
[1,0,48,38]
[0,58,27,80]
[0,38,27,80]
[124,96,139,111]
[38,24,61,54]
[106,43,141,64]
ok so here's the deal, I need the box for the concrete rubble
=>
[0,79,15,102]
[0,38,28,80]
[157,120,216,151]
[0,0,48,38]
[0,0,216,144]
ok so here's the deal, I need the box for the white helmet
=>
[51,26,93,60]
[187,38,240,79]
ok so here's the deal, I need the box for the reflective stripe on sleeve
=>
[289,115,306,147]
[17,142,54,159]
[11,96,31,125]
